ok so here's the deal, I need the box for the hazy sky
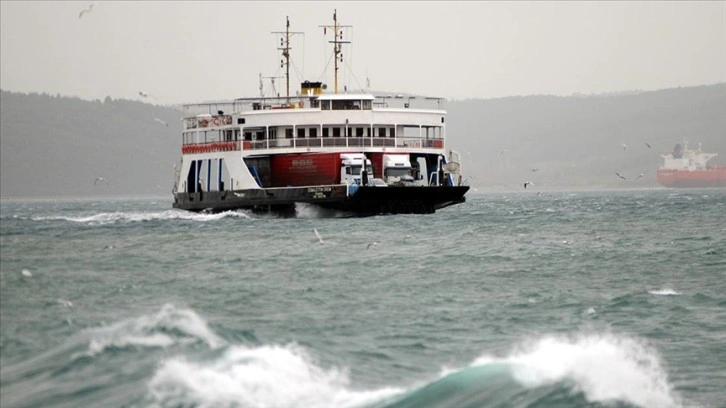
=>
[1,1,724,105]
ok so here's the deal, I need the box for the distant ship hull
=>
[656,167,726,188]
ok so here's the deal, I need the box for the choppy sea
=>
[1,189,725,408]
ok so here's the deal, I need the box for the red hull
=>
[656,167,726,188]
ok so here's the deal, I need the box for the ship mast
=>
[320,9,351,94]
[272,16,303,102]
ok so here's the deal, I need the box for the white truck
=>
[340,153,383,186]
[382,154,421,186]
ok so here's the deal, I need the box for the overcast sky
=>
[1,1,724,105]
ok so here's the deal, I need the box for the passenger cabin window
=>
[323,127,329,138]
[333,127,341,137]
[310,128,318,138]
[356,127,364,137]
[285,128,293,139]
[332,100,362,110]
[297,128,305,138]
[379,127,386,138]
[363,100,372,110]
[321,100,330,110]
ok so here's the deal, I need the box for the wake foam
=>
[32,210,252,225]
[84,304,224,356]
[471,333,679,408]
[148,343,402,408]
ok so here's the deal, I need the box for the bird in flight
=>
[154,118,169,126]
[94,177,109,185]
[615,172,626,180]
[635,171,648,179]
[524,181,535,189]
[138,91,157,100]
[621,143,627,151]
[78,3,94,19]
[313,228,324,244]
[530,168,539,173]
[644,142,652,149]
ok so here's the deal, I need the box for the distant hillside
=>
[1,91,181,198]
[1,84,725,198]
[446,84,726,189]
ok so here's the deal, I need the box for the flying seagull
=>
[94,177,109,185]
[313,228,324,244]
[154,118,169,126]
[524,181,534,189]
[615,172,626,180]
[621,143,627,151]
[367,241,378,249]
[78,3,94,19]
[138,91,157,100]
[636,171,648,179]
[644,142,652,149]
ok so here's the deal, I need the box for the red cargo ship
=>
[171,12,468,215]
[657,141,726,188]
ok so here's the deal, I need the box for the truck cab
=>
[383,154,420,186]
[340,153,377,186]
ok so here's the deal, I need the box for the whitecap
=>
[21,269,32,277]
[148,343,402,408]
[471,333,679,408]
[648,289,681,296]
[83,304,224,356]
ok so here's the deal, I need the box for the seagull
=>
[78,3,94,19]
[367,241,378,249]
[138,91,157,100]
[530,168,539,172]
[154,118,169,126]
[313,228,324,244]
[644,142,652,149]
[524,181,534,189]
[621,143,627,151]
[94,177,109,185]
[636,171,648,179]
[615,172,626,180]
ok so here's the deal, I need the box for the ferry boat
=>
[657,141,726,188]
[172,12,469,215]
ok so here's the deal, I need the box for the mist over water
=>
[1,189,725,408]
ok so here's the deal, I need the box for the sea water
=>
[1,189,725,408]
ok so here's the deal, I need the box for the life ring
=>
[213,117,220,126]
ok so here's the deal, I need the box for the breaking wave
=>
[82,304,224,356]
[146,331,680,408]
[148,344,402,408]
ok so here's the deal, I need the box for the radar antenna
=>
[319,9,351,94]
